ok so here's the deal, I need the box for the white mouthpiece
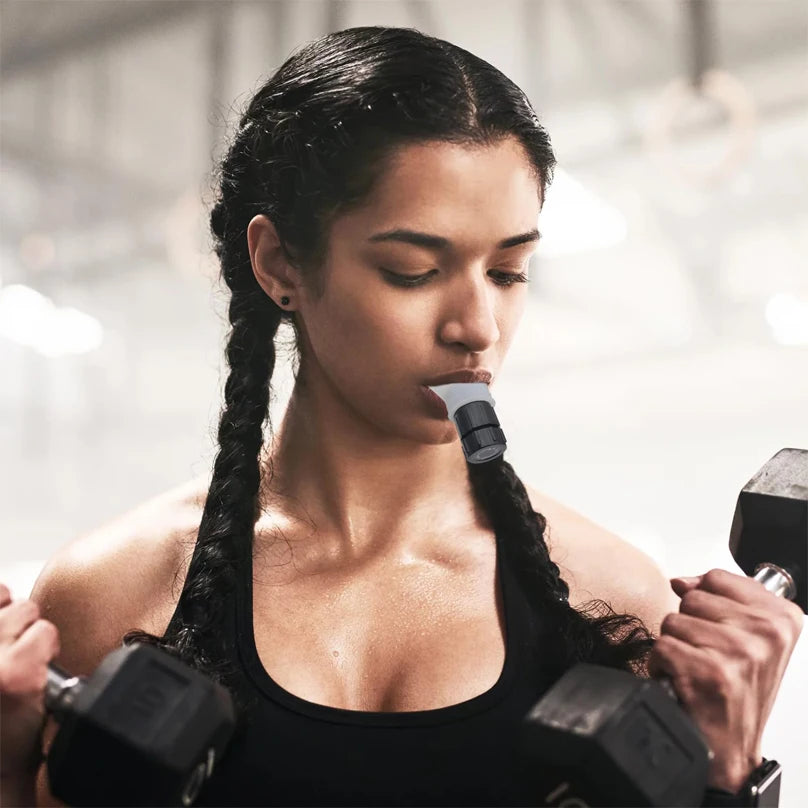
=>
[427,382,495,419]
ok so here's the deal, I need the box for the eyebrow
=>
[367,228,541,250]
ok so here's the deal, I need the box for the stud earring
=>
[280,296,290,306]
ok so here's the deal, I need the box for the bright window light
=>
[0,284,104,357]
[539,168,628,258]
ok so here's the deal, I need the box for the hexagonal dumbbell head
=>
[46,643,235,806]
[522,664,711,807]
[729,447,807,613]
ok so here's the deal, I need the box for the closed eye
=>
[380,268,529,288]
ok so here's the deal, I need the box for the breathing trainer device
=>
[428,382,506,464]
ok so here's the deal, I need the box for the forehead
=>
[333,137,542,254]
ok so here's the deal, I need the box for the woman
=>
[1,26,801,807]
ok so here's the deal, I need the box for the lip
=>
[423,369,493,385]
[420,385,449,417]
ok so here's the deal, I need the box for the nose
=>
[438,271,501,351]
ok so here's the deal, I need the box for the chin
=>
[422,422,460,445]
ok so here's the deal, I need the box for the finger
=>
[683,581,804,650]
[670,576,702,597]
[697,568,773,606]
[17,618,60,663]
[0,600,41,644]
[648,634,719,703]
[678,588,748,622]
[0,620,60,695]
[660,611,751,657]
[0,583,11,608]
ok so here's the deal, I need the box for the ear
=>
[246,214,304,303]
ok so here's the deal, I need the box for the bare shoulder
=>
[29,474,208,676]
[525,484,679,637]
[29,476,208,806]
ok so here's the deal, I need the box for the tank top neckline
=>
[234,524,521,727]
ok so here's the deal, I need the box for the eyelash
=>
[381,269,529,288]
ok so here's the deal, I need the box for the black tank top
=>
[168,527,574,807]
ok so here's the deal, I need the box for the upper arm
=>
[592,538,680,638]
[28,547,153,807]
[525,484,680,638]
[27,493,195,806]
[29,480,198,673]
[26,554,125,806]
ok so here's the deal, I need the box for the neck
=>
[259,377,488,562]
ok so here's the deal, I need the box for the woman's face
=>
[274,136,542,445]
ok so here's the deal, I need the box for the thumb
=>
[669,575,703,597]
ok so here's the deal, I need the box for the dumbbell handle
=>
[44,664,84,718]
[751,563,798,599]
[658,561,797,703]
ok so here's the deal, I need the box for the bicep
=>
[577,534,680,640]
[28,562,111,806]
[29,558,143,806]
[524,484,679,637]
[29,557,115,677]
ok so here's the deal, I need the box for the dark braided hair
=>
[126,25,653,708]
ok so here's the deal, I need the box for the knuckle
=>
[775,619,793,647]
[702,568,726,589]
[659,613,679,634]
[761,616,794,649]
[705,660,734,697]
[19,599,40,622]
[652,634,678,659]
[785,601,804,633]
[40,620,60,654]
[0,583,10,603]
[680,590,703,612]
[744,638,770,668]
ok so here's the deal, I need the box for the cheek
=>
[328,281,422,349]
[306,288,407,377]
[378,303,427,345]
[497,292,527,344]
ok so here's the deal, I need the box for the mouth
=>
[423,369,493,386]
[420,384,450,417]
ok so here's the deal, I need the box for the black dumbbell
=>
[522,448,806,807]
[45,643,235,807]
[729,447,806,610]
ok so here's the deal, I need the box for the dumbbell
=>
[45,643,235,807]
[522,448,806,807]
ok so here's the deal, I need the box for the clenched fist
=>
[0,582,61,779]
[648,568,804,793]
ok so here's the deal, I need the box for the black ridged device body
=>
[454,399,506,464]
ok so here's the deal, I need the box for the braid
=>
[125,27,655,721]
[169,289,279,672]
[468,458,654,677]
[123,123,285,697]
[161,93,291,688]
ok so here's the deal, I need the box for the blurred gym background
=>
[1,0,806,800]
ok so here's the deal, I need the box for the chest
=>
[250,547,507,712]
